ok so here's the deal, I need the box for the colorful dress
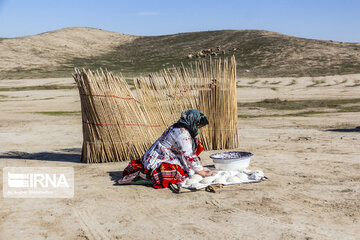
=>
[121,126,204,188]
[119,109,208,189]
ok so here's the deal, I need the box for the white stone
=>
[191,174,203,181]
[200,176,217,184]
[226,176,240,183]
[214,176,227,184]
[236,172,249,180]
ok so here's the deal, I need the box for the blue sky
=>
[0,0,359,42]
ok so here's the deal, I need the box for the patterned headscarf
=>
[173,109,208,139]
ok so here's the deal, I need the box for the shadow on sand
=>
[0,148,83,163]
[108,171,123,185]
[325,126,360,133]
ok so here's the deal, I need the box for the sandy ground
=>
[0,75,359,239]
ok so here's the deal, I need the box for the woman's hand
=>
[196,168,217,177]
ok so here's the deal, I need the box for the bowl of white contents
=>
[210,151,253,170]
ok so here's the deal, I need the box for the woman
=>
[118,109,214,189]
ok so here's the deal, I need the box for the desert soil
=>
[0,74,359,240]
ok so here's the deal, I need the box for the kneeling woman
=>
[118,109,214,189]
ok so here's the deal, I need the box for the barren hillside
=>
[1,27,360,79]
[0,27,139,79]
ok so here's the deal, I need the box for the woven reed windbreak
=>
[74,56,238,163]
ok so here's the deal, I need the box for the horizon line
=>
[1,26,359,44]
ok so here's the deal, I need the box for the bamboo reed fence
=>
[74,56,239,163]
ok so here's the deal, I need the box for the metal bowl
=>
[210,151,253,170]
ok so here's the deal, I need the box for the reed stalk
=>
[73,56,238,163]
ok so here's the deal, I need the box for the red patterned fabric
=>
[152,162,187,189]
[121,159,187,189]
[194,139,204,156]
[122,159,149,177]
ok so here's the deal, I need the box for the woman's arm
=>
[173,128,216,177]
[175,129,204,173]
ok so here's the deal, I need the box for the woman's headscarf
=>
[173,109,209,139]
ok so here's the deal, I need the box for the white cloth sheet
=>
[179,169,265,189]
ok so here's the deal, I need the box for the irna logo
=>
[3,167,74,198]
[8,173,69,188]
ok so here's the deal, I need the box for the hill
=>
[1,27,360,79]
[0,27,138,79]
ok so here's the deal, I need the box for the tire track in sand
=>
[74,208,113,240]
